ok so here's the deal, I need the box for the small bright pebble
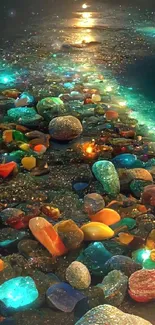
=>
[66,261,91,289]
[92,94,101,102]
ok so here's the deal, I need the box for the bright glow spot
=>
[3,77,9,83]
[82,3,88,9]
[106,86,113,92]
[86,146,93,154]
[119,101,127,107]
[141,250,151,261]
[82,12,91,19]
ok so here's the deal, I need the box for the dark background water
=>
[0,0,155,104]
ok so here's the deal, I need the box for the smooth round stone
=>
[46,282,86,312]
[97,270,128,306]
[81,222,114,241]
[54,220,84,250]
[92,94,101,103]
[129,269,155,302]
[37,97,65,120]
[84,193,105,215]
[49,115,83,141]
[66,261,91,289]
[112,153,137,168]
[103,255,142,277]
[90,208,120,226]
[75,305,152,325]
[77,242,112,276]
[105,110,118,120]
[0,276,38,311]
[92,160,120,197]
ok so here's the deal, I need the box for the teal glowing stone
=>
[0,277,38,310]
[92,160,120,197]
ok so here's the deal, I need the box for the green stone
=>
[0,276,38,310]
[111,218,136,231]
[37,97,65,121]
[92,160,120,197]
[7,107,37,120]
[130,180,152,198]
[13,130,28,143]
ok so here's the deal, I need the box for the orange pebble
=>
[29,217,68,256]
[105,110,119,120]
[0,259,4,271]
[90,208,121,226]
[118,232,134,245]
[0,162,17,178]
[3,130,13,143]
[137,205,147,213]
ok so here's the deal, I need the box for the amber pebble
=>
[54,219,84,250]
[120,130,135,138]
[29,217,68,256]
[3,130,13,143]
[146,229,155,250]
[150,249,155,261]
[40,205,60,220]
[90,208,121,226]
[105,110,118,120]
[0,259,4,271]
[21,157,36,171]
[81,222,114,241]
[118,233,134,245]
[2,89,20,99]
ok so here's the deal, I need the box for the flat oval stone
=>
[0,276,38,311]
[77,242,112,276]
[49,115,83,141]
[97,270,128,306]
[103,255,142,277]
[81,222,114,241]
[90,208,120,226]
[129,269,155,302]
[66,261,91,289]
[46,282,86,312]
[29,217,68,256]
[75,304,152,325]
[92,160,120,197]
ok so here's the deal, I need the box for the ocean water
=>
[0,0,155,127]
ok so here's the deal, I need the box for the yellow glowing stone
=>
[81,222,114,241]
[21,156,36,170]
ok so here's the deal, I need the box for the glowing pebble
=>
[0,276,38,310]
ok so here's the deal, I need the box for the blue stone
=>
[0,277,38,310]
[112,153,137,168]
[46,282,86,312]
[77,242,112,276]
[20,92,35,105]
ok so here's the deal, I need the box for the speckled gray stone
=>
[66,261,91,289]
[75,305,152,325]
